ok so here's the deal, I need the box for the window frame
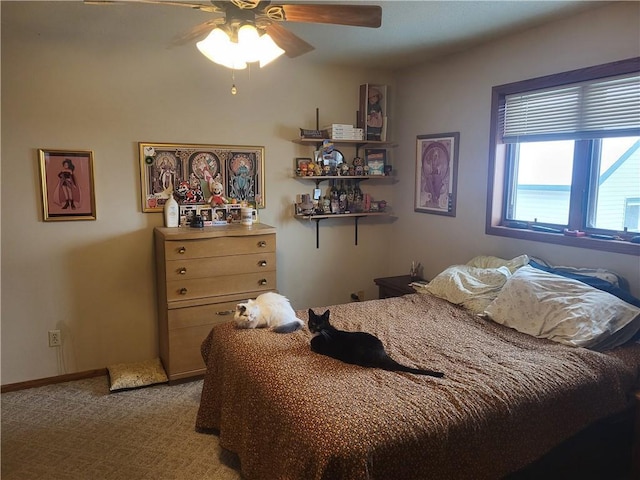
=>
[486,58,640,255]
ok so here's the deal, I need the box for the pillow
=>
[467,254,529,273]
[424,264,512,314]
[528,259,640,308]
[107,358,168,392]
[484,266,640,350]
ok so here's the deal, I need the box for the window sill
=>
[486,225,640,256]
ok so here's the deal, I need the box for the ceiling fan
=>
[86,1,382,66]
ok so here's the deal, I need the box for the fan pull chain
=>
[231,70,238,95]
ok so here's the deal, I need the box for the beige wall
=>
[2,1,639,385]
[1,2,395,384]
[389,1,640,295]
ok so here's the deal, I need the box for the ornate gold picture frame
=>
[38,149,96,221]
[138,142,265,213]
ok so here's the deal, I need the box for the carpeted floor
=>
[1,376,242,479]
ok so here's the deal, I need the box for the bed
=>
[195,257,640,480]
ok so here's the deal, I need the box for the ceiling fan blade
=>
[265,23,314,58]
[171,18,225,46]
[280,4,381,28]
[84,0,221,13]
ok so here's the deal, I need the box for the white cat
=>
[234,292,304,333]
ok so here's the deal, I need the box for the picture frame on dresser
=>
[415,132,459,217]
[38,148,97,222]
[139,142,266,213]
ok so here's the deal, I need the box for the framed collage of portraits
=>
[139,142,265,213]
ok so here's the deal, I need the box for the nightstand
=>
[373,275,424,299]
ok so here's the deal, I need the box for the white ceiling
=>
[4,1,608,69]
[283,0,607,69]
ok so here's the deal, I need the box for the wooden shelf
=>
[294,174,390,187]
[294,210,390,248]
[293,138,391,146]
[295,212,388,220]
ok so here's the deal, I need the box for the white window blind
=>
[501,73,640,143]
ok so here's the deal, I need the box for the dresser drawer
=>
[166,252,276,281]
[168,300,240,330]
[167,271,277,302]
[164,234,275,261]
[168,323,213,376]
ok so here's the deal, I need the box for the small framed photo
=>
[415,132,459,217]
[364,148,386,176]
[38,149,97,221]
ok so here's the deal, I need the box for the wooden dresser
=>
[154,223,277,382]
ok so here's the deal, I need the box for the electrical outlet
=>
[48,330,61,347]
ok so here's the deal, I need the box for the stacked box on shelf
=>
[322,124,364,140]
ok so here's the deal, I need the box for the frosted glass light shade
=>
[197,28,247,70]
[196,26,285,70]
[258,33,285,68]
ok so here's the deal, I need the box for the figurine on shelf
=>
[314,162,323,176]
[353,157,364,175]
[339,163,350,176]
[306,162,317,176]
[298,193,315,215]
[209,179,228,207]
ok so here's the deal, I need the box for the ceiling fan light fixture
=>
[197,23,285,70]
[257,33,285,68]
[197,28,247,70]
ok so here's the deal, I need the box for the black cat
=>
[308,309,444,378]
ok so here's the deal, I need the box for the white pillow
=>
[467,254,529,273]
[484,265,640,350]
[424,264,512,314]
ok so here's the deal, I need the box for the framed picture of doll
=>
[38,148,97,221]
[358,84,388,142]
[139,142,265,212]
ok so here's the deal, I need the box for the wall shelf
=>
[294,210,390,248]
[292,138,393,156]
[294,174,389,188]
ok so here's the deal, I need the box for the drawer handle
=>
[178,246,186,254]
[178,267,187,275]
[258,241,267,248]
[179,288,188,295]
[216,310,235,316]
[258,260,267,267]
[259,279,268,286]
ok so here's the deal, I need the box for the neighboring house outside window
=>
[486,58,640,255]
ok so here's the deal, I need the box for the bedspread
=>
[195,293,640,480]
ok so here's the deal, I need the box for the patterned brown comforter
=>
[195,294,640,480]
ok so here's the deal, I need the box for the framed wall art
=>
[415,132,459,217]
[38,149,96,221]
[139,142,265,213]
[358,84,388,141]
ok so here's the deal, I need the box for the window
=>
[487,58,640,255]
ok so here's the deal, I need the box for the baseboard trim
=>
[1,368,108,393]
